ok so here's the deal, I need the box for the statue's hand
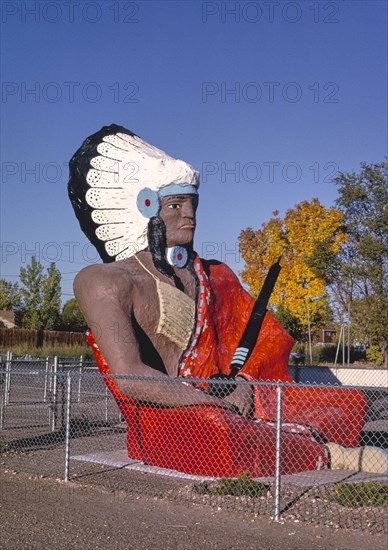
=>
[223,383,254,418]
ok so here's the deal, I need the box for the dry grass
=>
[0,343,94,360]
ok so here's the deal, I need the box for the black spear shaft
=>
[229,256,282,376]
[208,257,282,398]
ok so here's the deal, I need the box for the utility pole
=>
[347,302,351,367]
[307,306,312,364]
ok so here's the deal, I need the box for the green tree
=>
[19,258,62,330]
[239,199,346,339]
[0,280,22,311]
[41,263,62,330]
[271,303,304,342]
[61,298,87,332]
[19,256,44,329]
[333,161,388,365]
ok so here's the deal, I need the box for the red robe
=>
[87,257,367,478]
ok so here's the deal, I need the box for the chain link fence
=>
[1,355,387,533]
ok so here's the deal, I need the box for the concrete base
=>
[71,450,388,486]
[72,449,218,481]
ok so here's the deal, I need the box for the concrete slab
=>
[268,469,388,487]
[71,450,388,486]
[71,449,217,482]
[363,419,388,432]
[72,449,134,468]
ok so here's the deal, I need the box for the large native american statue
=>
[69,125,387,477]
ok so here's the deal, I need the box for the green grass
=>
[198,473,270,498]
[328,481,388,508]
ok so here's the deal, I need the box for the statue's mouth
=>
[180,224,196,230]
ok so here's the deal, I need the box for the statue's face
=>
[159,195,198,247]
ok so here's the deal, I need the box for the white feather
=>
[86,188,132,209]
[102,134,137,152]
[84,128,199,260]
[90,156,120,172]
[91,209,130,224]
[95,223,127,241]
[87,169,121,187]
[96,142,132,162]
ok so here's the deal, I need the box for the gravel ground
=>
[1,438,387,538]
[1,468,386,550]
[1,378,387,545]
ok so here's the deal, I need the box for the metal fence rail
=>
[1,358,387,532]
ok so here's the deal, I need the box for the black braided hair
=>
[147,216,197,292]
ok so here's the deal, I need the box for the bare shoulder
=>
[73,258,141,300]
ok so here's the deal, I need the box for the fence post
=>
[0,384,4,431]
[50,356,58,432]
[43,356,49,402]
[48,357,53,395]
[105,385,109,423]
[274,383,283,522]
[60,367,66,430]
[4,351,12,405]
[64,371,72,482]
[77,355,83,403]
[77,355,83,402]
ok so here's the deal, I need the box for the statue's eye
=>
[168,203,180,209]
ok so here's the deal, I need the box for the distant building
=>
[0,310,16,328]
[317,327,337,344]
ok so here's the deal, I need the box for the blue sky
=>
[1,0,387,304]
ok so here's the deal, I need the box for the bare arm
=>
[74,266,235,410]
[224,383,254,417]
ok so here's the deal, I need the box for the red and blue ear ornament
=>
[166,246,188,268]
[136,188,160,218]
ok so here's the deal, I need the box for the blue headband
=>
[137,183,198,218]
[158,183,198,198]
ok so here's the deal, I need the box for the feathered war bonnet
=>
[68,124,200,263]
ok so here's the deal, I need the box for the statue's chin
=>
[166,231,195,249]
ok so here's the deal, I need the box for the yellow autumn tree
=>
[239,199,347,331]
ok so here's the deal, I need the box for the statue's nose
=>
[182,200,195,220]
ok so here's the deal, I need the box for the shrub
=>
[366,345,384,367]
[314,344,337,363]
[198,473,270,498]
[350,348,367,362]
[328,481,388,508]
